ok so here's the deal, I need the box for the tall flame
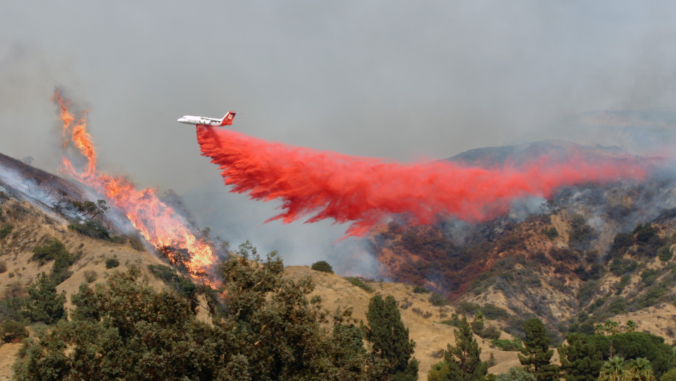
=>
[53,91,219,284]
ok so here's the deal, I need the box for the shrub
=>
[569,214,595,248]
[615,275,631,295]
[658,246,673,262]
[641,269,659,287]
[1,321,28,342]
[456,301,481,316]
[105,258,120,269]
[609,233,634,257]
[0,260,6,274]
[345,277,374,293]
[577,280,598,306]
[148,264,196,299]
[429,292,448,306]
[607,297,626,315]
[413,285,429,294]
[496,367,537,381]
[5,282,26,299]
[311,260,333,273]
[0,223,13,240]
[636,223,656,243]
[68,219,111,240]
[32,238,69,265]
[83,270,98,283]
[491,339,523,351]
[441,314,462,327]
[32,238,74,283]
[482,304,509,320]
[542,227,559,240]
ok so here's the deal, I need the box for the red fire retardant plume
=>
[197,127,649,238]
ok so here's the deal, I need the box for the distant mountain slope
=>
[448,139,628,168]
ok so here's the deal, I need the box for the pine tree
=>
[559,333,603,381]
[22,272,66,324]
[365,294,418,381]
[427,316,488,381]
[518,318,559,381]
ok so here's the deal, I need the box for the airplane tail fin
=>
[219,112,236,126]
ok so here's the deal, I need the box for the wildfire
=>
[53,91,219,285]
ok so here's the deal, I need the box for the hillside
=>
[3,143,676,380]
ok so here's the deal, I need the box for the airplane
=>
[177,112,236,127]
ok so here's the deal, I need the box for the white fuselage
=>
[178,111,236,127]
[177,115,223,126]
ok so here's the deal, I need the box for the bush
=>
[577,280,598,306]
[345,277,374,293]
[105,258,120,269]
[496,367,536,381]
[32,238,75,283]
[456,301,480,316]
[429,292,448,306]
[542,227,559,240]
[413,285,429,294]
[609,233,634,258]
[482,304,509,320]
[83,270,98,283]
[311,260,333,273]
[478,325,502,340]
[569,214,595,248]
[658,246,673,262]
[1,321,28,342]
[491,339,523,351]
[0,260,6,274]
[641,269,659,286]
[32,238,70,265]
[0,223,13,240]
[636,223,656,243]
[607,297,626,315]
[615,275,631,295]
[148,264,196,299]
[441,314,462,327]
[68,219,111,240]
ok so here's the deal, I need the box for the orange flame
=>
[52,91,219,285]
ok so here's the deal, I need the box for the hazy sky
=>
[3,1,676,266]
[1,1,676,193]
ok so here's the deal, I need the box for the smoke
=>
[197,126,651,238]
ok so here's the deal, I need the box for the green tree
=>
[625,320,637,332]
[559,333,603,381]
[14,243,388,381]
[660,368,676,381]
[583,331,674,377]
[22,272,66,325]
[427,317,488,381]
[365,294,418,381]
[599,357,657,381]
[518,318,559,381]
[496,367,537,381]
[599,356,626,381]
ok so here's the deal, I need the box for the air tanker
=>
[177,112,236,127]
